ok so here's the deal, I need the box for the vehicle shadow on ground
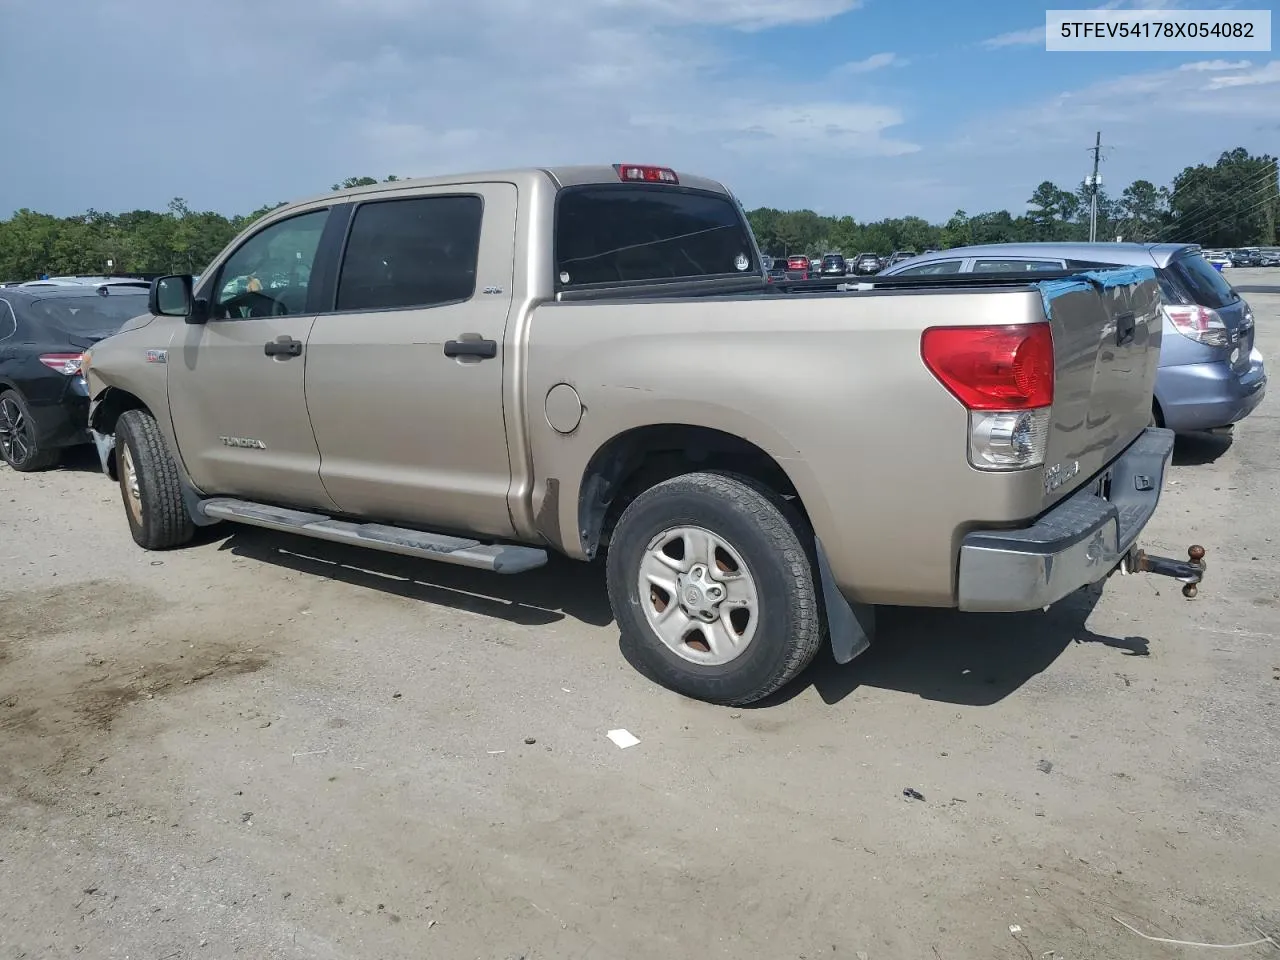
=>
[752,585,1150,708]
[215,526,614,628]
[212,527,1147,709]
[1172,431,1234,466]
[50,446,107,475]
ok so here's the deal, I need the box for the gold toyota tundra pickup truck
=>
[80,164,1206,705]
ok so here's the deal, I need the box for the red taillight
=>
[38,353,84,376]
[1163,303,1230,347]
[614,164,679,184]
[920,324,1053,410]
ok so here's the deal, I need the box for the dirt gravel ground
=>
[2,272,1278,960]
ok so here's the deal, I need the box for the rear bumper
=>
[957,427,1174,612]
[27,382,90,449]
[1157,356,1266,432]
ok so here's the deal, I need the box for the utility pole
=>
[1087,130,1102,243]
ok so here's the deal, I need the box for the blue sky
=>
[0,0,1276,222]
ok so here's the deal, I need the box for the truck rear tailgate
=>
[1038,267,1162,509]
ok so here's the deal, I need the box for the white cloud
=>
[943,57,1280,214]
[834,52,907,74]
[0,0,883,217]
[1206,61,1280,88]
[982,25,1044,48]
[980,0,1193,48]
[599,0,863,31]
[0,0,1265,226]
[1178,59,1252,72]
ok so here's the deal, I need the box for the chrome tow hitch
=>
[1123,544,1207,599]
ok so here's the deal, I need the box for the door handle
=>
[264,336,303,358]
[443,337,497,359]
[1115,312,1136,347]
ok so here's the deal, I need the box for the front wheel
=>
[115,409,195,550]
[605,471,824,705]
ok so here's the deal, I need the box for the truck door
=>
[167,208,338,510]
[304,184,518,539]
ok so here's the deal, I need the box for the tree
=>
[331,175,404,191]
[1165,148,1278,247]
[2,149,1275,282]
[1026,181,1080,240]
[1117,179,1167,242]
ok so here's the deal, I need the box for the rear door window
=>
[337,195,483,312]
[555,186,758,287]
[1164,253,1239,309]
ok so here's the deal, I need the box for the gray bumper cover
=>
[958,427,1175,612]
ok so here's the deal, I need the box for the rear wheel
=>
[605,471,823,705]
[116,409,195,550]
[0,389,60,472]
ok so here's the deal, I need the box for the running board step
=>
[198,498,548,574]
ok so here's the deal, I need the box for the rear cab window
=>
[554,185,758,288]
[1162,253,1239,309]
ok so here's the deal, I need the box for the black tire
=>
[115,409,195,550]
[606,471,824,706]
[0,389,61,472]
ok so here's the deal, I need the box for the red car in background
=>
[765,255,812,284]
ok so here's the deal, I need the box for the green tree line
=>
[749,148,1277,258]
[0,152,1275,281]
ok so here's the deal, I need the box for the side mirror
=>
[151,274,192,317]
[150,275,211,324]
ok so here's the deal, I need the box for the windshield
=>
[1165,254,1239,310]
[28,292,150,335]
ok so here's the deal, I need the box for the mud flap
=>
[815,537,874,664]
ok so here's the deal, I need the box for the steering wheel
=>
[221,290,287,318]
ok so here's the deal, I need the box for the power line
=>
[1156,168,1280,241]
[1160,190,1280,246]
[1164,154,1279,199]
[1161,191,1278,246]
[1155,164,1280,238]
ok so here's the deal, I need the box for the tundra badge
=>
[1044,459,1080,495]
[219,436,266,449]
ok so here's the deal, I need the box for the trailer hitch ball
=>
[1127,544,1206,599]
[1183,544,1206,599]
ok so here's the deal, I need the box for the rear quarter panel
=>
[525,288,1065,606]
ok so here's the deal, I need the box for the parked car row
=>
[878,243,1267,435]
[1202,247,1280,268]
[765,249,937,277]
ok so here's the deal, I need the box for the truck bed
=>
[529,265,1162,605]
